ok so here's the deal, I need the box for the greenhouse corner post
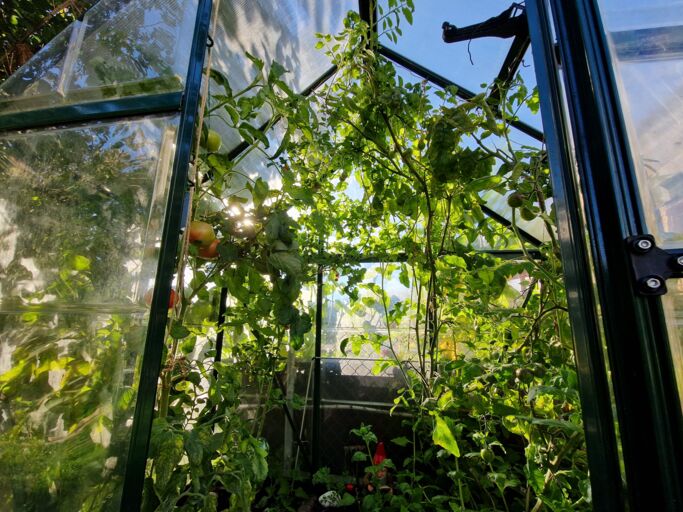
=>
[538,0,683,510]
[525,1,624,510]
[312,263,324,471]
[119,0,214,509]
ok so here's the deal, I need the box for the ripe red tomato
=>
[144,288,180,309]
[197,239,219,260]
[188,220,216,247]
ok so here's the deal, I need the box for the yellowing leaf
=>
[432,415,460,458]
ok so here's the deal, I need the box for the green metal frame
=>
[0,92,182,132]
[526,1,624,509]
[0,0,212,509]
[543,0,683,509]
[120,0,213,509]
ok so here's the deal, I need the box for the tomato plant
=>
[138,4,591,510]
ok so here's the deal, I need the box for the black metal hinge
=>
[626,235,683,296]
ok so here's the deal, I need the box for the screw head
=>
[645,277,662,289]
[636,239,653,251]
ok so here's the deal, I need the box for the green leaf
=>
[203,493,218,512]
[432,415,460,458]
[352,451,368,462]
[217,241,239,262]
[274,302,298,325]
[141,477,160,512]
[170,321,190,339]
[185,429,203,466]
[209,69,232,96]
[268,61,288,81]
[269,251,302,276]
[339,493,356,506]
[71,254,91,271]
[252,177,269,207]
[340,337,350,356]
[290,312,312,337]
[391,436,411,447]
[155,433,184,490]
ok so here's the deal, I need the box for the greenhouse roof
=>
[0,0,547,249]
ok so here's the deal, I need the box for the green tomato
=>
[520,207,536,221]
[506,192,525,208]
[480,448,494,463]
[202,129,222,152]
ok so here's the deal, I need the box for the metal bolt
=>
[677,255,683,267]
[645,277,662,290]
[636,239,652,251]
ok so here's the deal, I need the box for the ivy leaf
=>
[432,415,460,458]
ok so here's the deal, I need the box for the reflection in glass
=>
[0,115,178,510]
[595,0,683,406]
[597,0,683,248]
[208,0,354,155]
[0,0,198,115]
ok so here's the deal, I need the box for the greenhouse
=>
[0,0,681,510]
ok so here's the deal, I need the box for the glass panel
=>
[0,25,76,110]
[595,0,683,403]
[209,0,355,155]
[379,0,513,92]
[596,0,683,249]
[321,264,418,361]
[0,115,178,510]
[0,0,198,115]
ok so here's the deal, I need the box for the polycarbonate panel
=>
[0,115,178,510]
[595,0,683,406]
[379,0,512,92]
[0,0,198,115]
[208,0,354,155]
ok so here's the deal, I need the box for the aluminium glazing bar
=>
[0,92,183,133]
[119,0,214,509]
[548,0,683,509]
[526,1,624,510]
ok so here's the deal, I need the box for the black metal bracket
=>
[626,234,683,296]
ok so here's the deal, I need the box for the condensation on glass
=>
[595,0,683,404]
[0,0,198,115]
[0,115,178,510]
